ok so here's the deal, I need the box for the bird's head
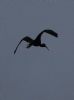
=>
[41,43,49,51]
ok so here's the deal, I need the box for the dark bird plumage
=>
[14,29,58,54]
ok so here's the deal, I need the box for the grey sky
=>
[0,0,74,100]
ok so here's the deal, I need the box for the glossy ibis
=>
[14,29,58,54]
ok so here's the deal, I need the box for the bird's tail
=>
[14,39,23,54]
[26,44,32,48]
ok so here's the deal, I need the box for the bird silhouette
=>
[14,29,58,54]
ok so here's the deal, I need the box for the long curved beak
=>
[45,45,49,51]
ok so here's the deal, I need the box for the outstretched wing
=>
[14,36,33,54]
[35,29,58,43]
[42,29,58,37]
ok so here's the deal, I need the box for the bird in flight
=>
[14,29,58,54]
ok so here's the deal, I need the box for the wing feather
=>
[35,29,58,43]
[43,29,58,37]
[14,36,33,54]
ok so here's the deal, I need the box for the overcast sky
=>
[0,0,74,100]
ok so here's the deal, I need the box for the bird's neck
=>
[40,44,44,47]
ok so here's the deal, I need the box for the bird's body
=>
[14,29,58,54]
